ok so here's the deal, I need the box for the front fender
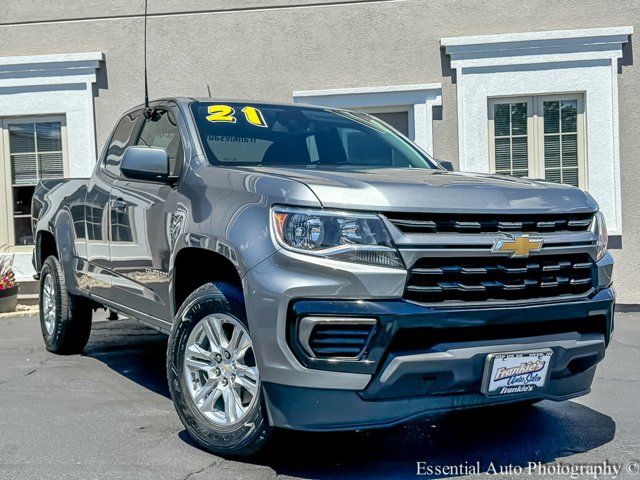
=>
[53,208,81,293]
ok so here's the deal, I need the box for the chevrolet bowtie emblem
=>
[491,234,543,258]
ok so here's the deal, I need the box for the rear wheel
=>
[39,256,92,354]
[167,282,271,457]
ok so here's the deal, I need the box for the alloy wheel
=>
[183,314,259,427]
[42,274,57,335]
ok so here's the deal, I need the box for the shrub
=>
[0,245,17,291]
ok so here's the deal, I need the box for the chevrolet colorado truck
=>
[32,98,614,456]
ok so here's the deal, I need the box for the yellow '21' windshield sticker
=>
[206,105,268,128]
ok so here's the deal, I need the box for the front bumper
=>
[273,288,613,431]
[244,249,614,431]
[263,347,598,432]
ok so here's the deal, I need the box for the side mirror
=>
[121,146,170,182]
[439,161,455,172]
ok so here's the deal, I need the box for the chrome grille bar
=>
[405,254,595,304]
[385,212,594,234]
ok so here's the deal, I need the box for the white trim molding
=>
[292,84,442,155]
[0,52,103,281]
[442,27,633,235]
[0,52,104,178]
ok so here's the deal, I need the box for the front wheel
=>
[167,282,271,457]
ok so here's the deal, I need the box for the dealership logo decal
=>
[493,359,547,382]
[491,234,543,258]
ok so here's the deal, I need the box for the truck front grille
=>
[384,212,594,234]
[405,254,596,304]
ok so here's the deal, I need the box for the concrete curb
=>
[0,306,39,319]
[616,304,640,313]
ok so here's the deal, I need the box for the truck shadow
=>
[84,318,171,398]
[254,402,615,479]
[85,319,616,479]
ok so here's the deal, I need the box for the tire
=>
[39,256,92,354]
[167,282,271,457]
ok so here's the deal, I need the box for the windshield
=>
[190,101,437,169]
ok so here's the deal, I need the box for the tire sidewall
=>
[39,257,67,348]
[167,283,269,455]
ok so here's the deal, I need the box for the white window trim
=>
[0,115,69,247]
[0,52,103,279]
[442,26,633,236]
[488,94,587,188]
[292,84,442,156]
[0,52,103,178]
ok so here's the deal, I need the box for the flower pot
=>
[0,285,18,313]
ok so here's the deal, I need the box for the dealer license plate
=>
[482,349,553,397]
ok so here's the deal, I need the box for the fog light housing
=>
[298,317,376,359]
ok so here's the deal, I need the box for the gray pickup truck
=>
[32,98,614,456]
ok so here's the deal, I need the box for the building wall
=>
[0,0,638,302]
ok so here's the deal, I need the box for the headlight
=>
[271,206,404,269]
[592,211,608,261]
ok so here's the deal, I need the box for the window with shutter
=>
[491,101,530,178]
[2,117,67,246]
[542,99,580,187]
[488,95,585,189]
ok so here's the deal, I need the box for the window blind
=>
[493,102,529,178]
[542,100,579,187]
[9,122,64,185]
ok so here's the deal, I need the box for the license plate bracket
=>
[482,349,553,397]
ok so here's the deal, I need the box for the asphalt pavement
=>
[0,312,638,479]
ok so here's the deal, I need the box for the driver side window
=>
[136,109,184,176]
[102,110,141,178]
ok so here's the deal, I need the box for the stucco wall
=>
[0,0,638,302]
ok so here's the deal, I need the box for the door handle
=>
[111,199,127,212]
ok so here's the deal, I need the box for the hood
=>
[235,167,597,214]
